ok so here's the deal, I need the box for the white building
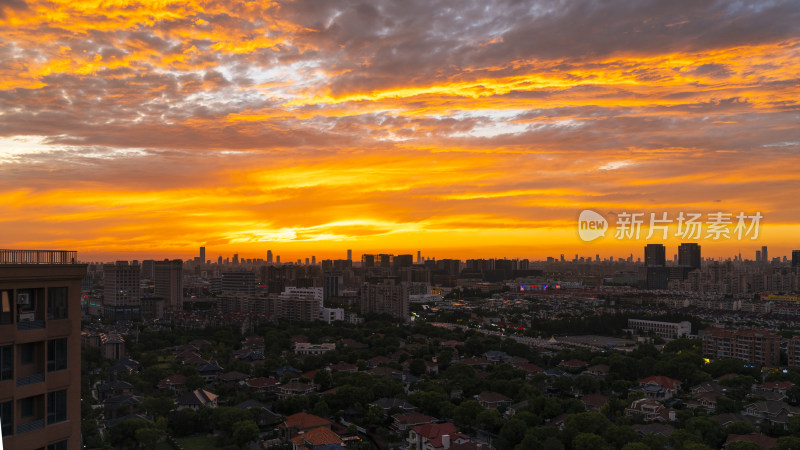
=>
[628,319,691,339]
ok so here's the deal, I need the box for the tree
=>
[621,443,650,450]
[476,409,503,434]
[185,374,205,391]
[726,421,757,435]
[573,433,611,450]
[454,400,483,429]
[564,412,613,443]
[232,420,259,446]
[778,435,800,450]
[107,418,152,448]
[685,416,726,449]
[726,442,766,450]
[409,359,426,377]
[134,427,164,449]
[499,418,527,448]
[141,396,174,419]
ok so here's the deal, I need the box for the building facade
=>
[0,251,86,450]
[701,327,780,366]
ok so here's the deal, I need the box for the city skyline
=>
[1,1,799,261]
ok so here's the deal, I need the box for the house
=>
[96,380,134,401]
[197,362,223,384]
[294,342,336,355]
[281,412,334,439]
[743,400,800,428]
[103,393,143,419]
[632,424,675,437]
[475,391,512,410]
[691,381,725,395]
[392,412,437,432]
[504,400,529,419]
[639,376,682,400]
[280,381,315,398]
[626,398,676,422]
[246,376,281,394]
[158,374,187,392]
[218,371,249,387]
[484,350,513,364]
[724,433,778,449]
[290,427,344,450]
[557,359,588,372]
[686,392,720,413]
[370,398,416,414]
[234,399,283,427]
[754,381,794,400]
[425,361,439,375]
[408,422,470,450]
[327,361,358,373]
[177,389,218,411]
[580,394,609,412]
[585,364,610,377]
[274,366,303,378]
[241,336,265,353]
[233,350,265,365]
[368,356,392,368]
[516,363,543,379]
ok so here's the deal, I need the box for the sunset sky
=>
[1,0,799,262]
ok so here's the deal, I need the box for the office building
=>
[199,247,205,264]
[678,243,701,269]
[220,272,256,295]
[347,249,352,261]
[267,250,273,264]
[361,254,375,268]
[628,319,691,339]
[644,244,666,267]
[154,259,183,310]
[701,328,780,366]
[361,278,409,322]
[793,250,800,268]
[0,249,86,450]
[102,261,141,321]
[756,250,762,263]
[762,246,768,264]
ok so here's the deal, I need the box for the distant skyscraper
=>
[762,246,768,263]
[347,249,352,261]
[362,254,375,268]
[645,244,666,266]
[217,256,222,265]
[276,256,280,264]
[154,259,183,310]
[267,250,273,263]
[678,243,701,269]
[103,261,141,320]
[792,250,800,268]
[305,258,310,265]
[233,253,239,264]
[199,246,205,264]
[417,251,421,263]
[756,250,762,262]
[312,256,316,265]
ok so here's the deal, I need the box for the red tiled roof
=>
[304,427,342,445]
[393,412,437,425]
[641,375,682,390]
[284,412,333,430]
[412,422,458,439]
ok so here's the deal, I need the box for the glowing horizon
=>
[1,0,799,262]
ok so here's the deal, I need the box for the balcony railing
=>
[17,320,45,330]
[17,419,44,434]
[0,249,77,264]
[17,373,44,386]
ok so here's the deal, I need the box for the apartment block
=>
[0,250,86,450]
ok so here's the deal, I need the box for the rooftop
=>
[0,249,78,264]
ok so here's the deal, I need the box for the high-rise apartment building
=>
[0,250,86,450]
[154,259,183,310]
[199,247,205,264]
[361,278,409,322]
[103,261,141,321]
[267,250,273,264]
[793,250,800,268]
[762,246,768,263]
[644,244,666,267]
[678,243,701,269]
[701,327,780,366]
[347,249,352,261]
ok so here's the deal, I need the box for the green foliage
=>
[232,420,259,446]
[573,433,611,450]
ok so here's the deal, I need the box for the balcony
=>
[16,418,44,434]
[17,373,44,387]
[17,319,45,330]
[0,249,77,264]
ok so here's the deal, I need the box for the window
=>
[47,390,67,424]
[47,287,68,320]
[20,397,34,418]
[0,400,11,436]
[48,441,68,450]
[20,343,35,365]
[0,345,11,381]
[0,290,11,324]
[47,339,67,372]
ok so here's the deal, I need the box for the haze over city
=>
[1,0,799,261]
